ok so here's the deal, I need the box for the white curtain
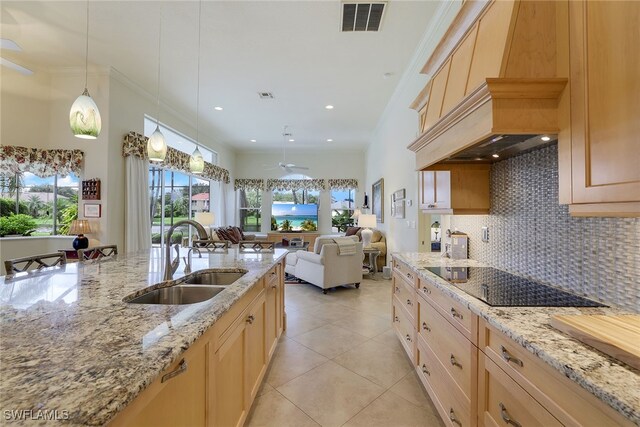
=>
[125,156,151,252]
[217,181,228,227]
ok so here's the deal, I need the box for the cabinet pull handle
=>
[271,283,278,289]
[395,286,400,293]
[501,346,524,367]
[246,315,255,324]
[406,299,412,306]
[450,354,462,369]
[450,307,463,320]
[394,316,399,322]
[428,204,436,208]
[422,322,431,332]
[421,364,430,376]
[161,359,188,383]
[405,334,412,342]
[422,286,431,295]
[449,408,461,426]
[406,272,412,279]
[499,403,522,427]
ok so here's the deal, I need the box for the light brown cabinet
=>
[392,256,633,427]
[558,1,640,216]
[419,164,490,215]
[121,339,209,427]
[110,260,286,427]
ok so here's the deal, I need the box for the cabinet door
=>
[245,294,267,403]
[130,343,208,427]
[568,1,640,205]
[265,265,282,359]
[213,320,249,427]
[420,171,451,210]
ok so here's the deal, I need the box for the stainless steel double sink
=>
[126,270,246,305]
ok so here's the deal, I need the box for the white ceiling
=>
[1,1,443,151]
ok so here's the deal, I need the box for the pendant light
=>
[148,5,167,162]
[69,0,101,139]
[189,0,205,174]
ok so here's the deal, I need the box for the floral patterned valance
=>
[122,132,229,183]
[234,179,264,191]
[266,178,326,192]
[0,145,84,178]
[328,179,359,190]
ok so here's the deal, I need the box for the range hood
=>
[407,1,567,170]
[441,134,557,163]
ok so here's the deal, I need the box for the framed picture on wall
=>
[372,178,384,223]
[84,203,101,218]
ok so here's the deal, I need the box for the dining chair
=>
[4,252,67,275]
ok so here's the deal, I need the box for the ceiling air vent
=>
[258,92,274,99]
[342,2,386,32]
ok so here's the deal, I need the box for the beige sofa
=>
[287,236,363,294]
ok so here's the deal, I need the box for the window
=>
[0,172,79,236]
[271,174,319,232]
[145,116,217,247]
[331,188,356,232]
[238,188,261,232]
[149,168,212,247]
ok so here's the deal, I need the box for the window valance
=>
[0,145,84,178]
[122,131,230,183]
[328,179,359,190]
[234,179,264,191]
[266,179,327,192]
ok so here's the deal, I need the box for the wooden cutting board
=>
[550,315,640,370]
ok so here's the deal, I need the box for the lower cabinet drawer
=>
[393,273,416,321]
[418,276,474,340]
[479,353,562,427]
[393,295,415,362]
[418,295,475,400]
[416,337,471,427]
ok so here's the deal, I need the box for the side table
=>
[362,247,381,274]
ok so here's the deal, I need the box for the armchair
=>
[293,237,363,294]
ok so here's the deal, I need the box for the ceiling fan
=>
[269,126,309,173]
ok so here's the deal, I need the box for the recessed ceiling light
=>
[289,139,295,142]
[492,154,500,158]
[214,106,223,111]
[250,139,256,143]
[325,105,334,110]
[541,135,551,142]
[327,139,333,142]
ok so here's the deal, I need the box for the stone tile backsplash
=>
[449,144,639,312]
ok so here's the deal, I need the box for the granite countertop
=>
[393,252,640,425]
[0,247,287,426]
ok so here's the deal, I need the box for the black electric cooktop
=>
[425,267,606,307]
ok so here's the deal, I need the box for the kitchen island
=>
[0,247,287,426]
[392,252,639,426]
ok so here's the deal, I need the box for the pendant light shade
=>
[70,88,101,139]
[70,1,101,139]
[190,147,204,174]
[147,125,167,162]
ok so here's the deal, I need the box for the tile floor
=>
[245,278,444,427]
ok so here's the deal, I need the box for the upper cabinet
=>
[419,164,490,215]
[557,1,640,216]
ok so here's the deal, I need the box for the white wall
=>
[235,149,366,233]
[364,2,461,257]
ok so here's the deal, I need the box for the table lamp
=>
[357,214,377,248]
[69,219,92,250]
[194,212,215,238]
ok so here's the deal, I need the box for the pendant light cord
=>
[196,0,202,144]
[84,0,89,88]
[156,4,163,125]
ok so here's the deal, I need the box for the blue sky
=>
[272,203,318,216]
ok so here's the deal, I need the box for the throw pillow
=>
[216,228,231,242]
[229,226,242,243]
[371,229,383,243]
[345,226,360,236]
[234,226,246,240]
